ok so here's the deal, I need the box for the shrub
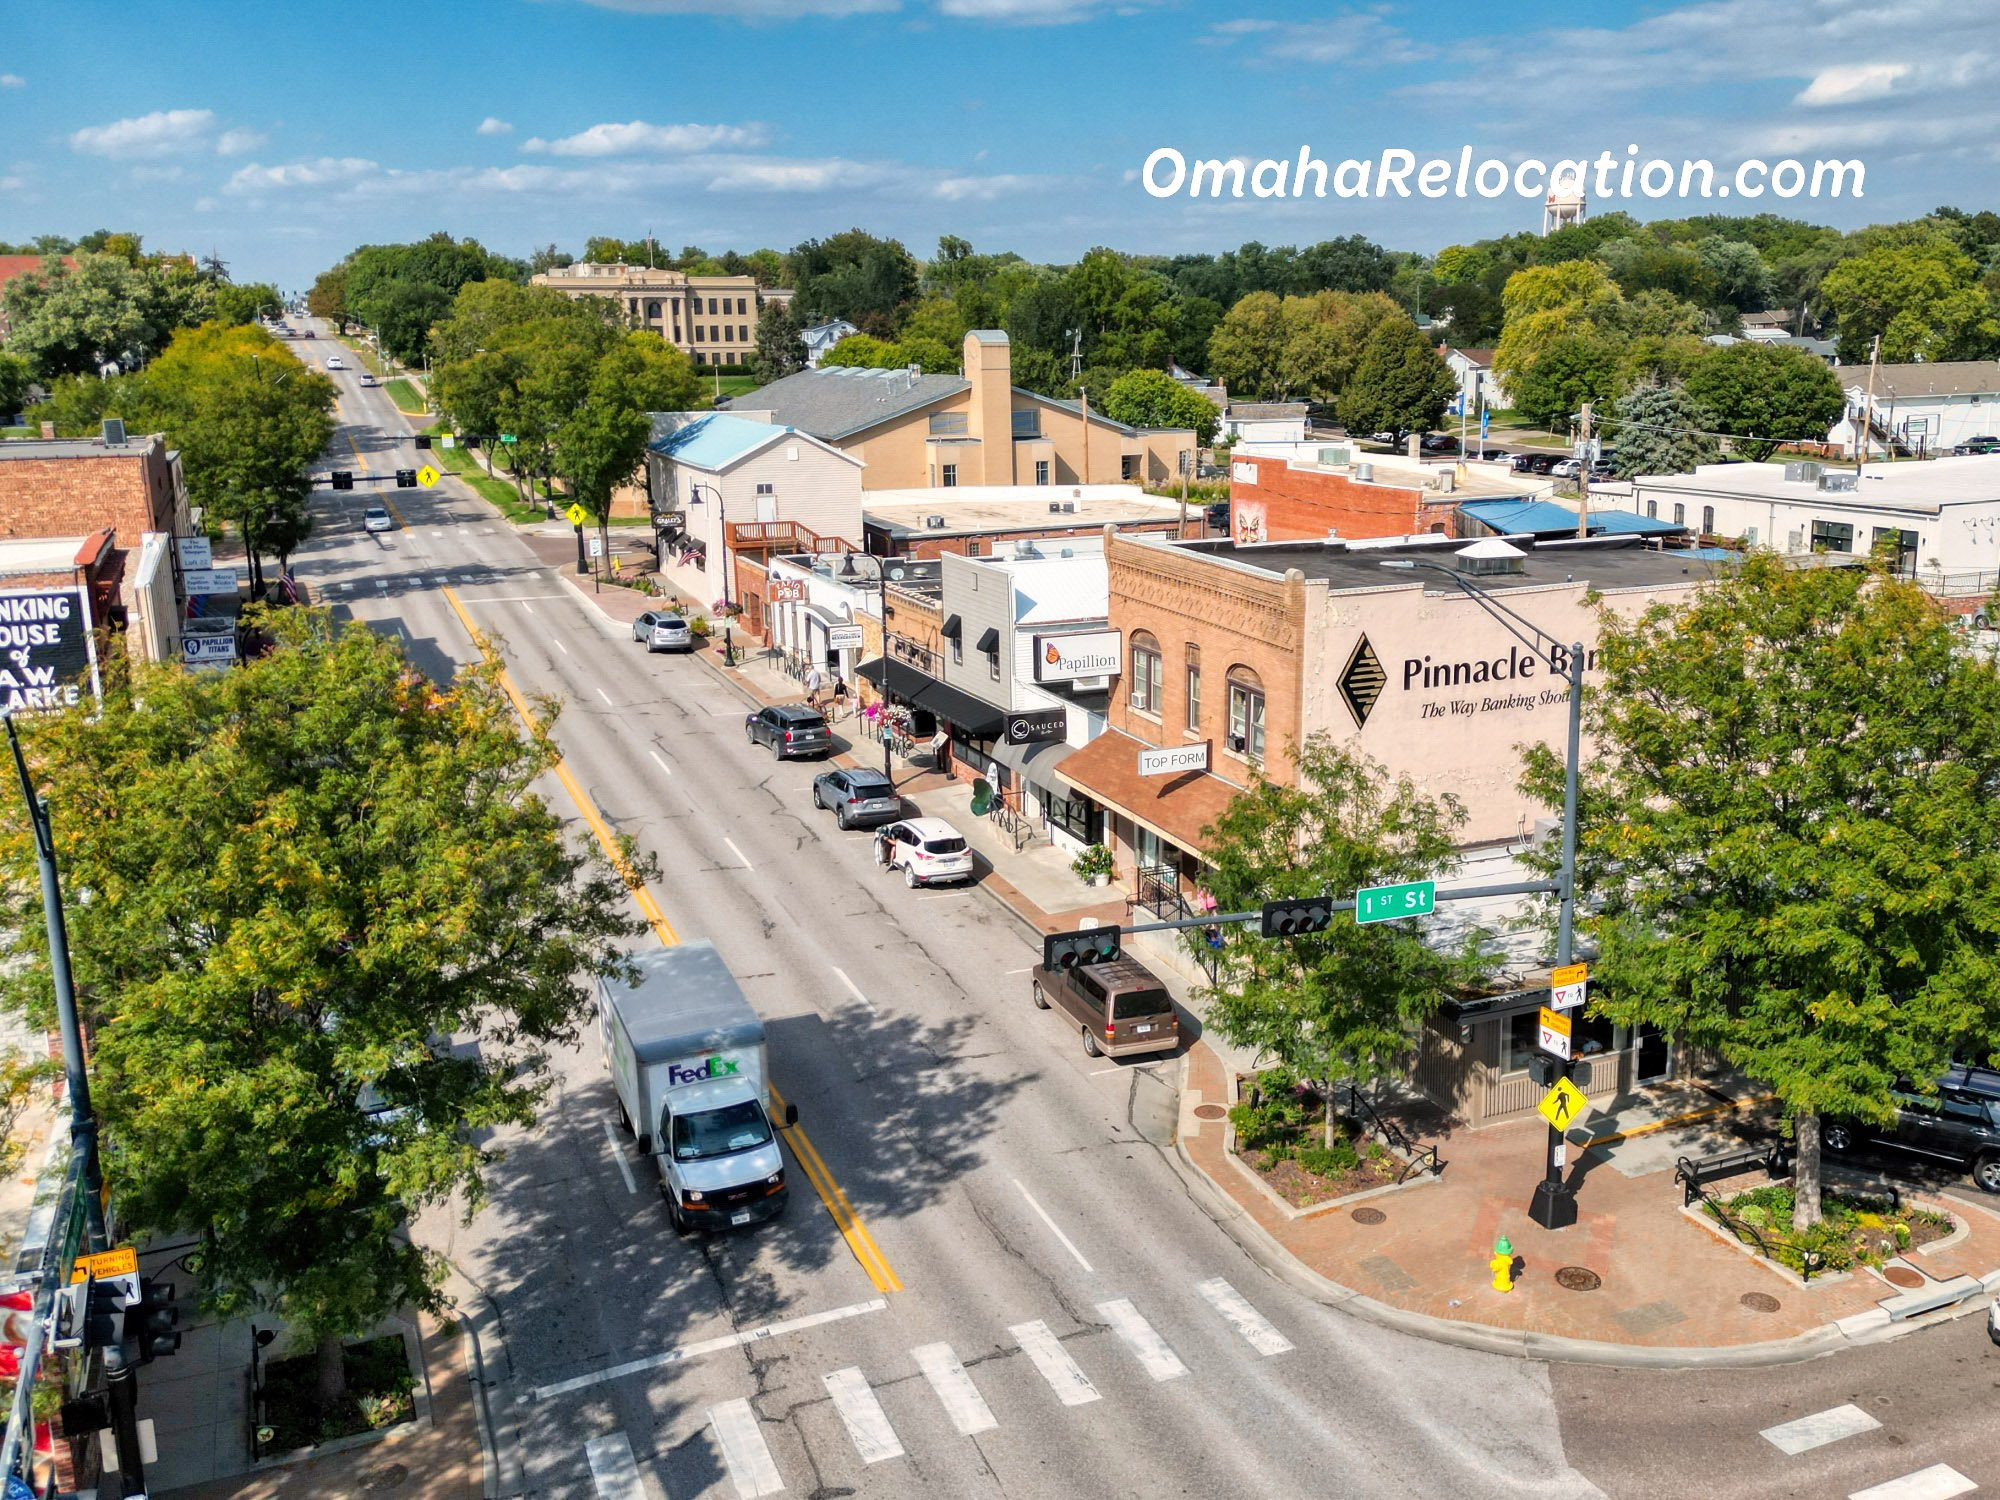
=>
[1297,1139,1358,1178]
[1070,843,1115,881]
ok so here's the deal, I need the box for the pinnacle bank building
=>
[1085,529,1733,1124]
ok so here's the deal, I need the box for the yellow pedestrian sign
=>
[565,503,587,528]
[416,465,440,489]
[1537,1076,1590,1131]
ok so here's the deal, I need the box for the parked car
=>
[1587,461,1617,483]
[632,609,693,653]
[745,704,830,760]
[811,767,901,829]
[1824,1074,2000,1193]
[1030,953,1180,1059]
[1551,458,1583,479]
[1420,433,1458,453]
[872,816,974,888]
[1951,435,2000,455]
[1526,453,1560,475]
[1509,453,1539,473]
[362,504,394,533]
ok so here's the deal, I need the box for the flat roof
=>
[867,488,1184,539]
[0,435,163,461]
[0,537,89,573]
[1636,455,2000,510]
[1152,533,1739,595]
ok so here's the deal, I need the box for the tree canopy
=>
[1102,367,1220,445]
[1337,317,1457,441]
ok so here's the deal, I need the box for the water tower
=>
[1542,184,1587,236]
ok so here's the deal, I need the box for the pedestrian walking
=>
[831,675,850,718]
[804,663,823,707]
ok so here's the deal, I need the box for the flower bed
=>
[1707,1183,1954,1278]
[1230,1066,1405,1209]
[261,1334,415,1451]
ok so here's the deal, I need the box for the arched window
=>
[1129,630,1162,714]
[646,300,662,320]
[1227,666,1266,763]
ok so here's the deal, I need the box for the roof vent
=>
[1059,547,1074,558]
[1455,538,1527,577]
[1048,501,1062,513]
[1354,462,1374,482]
[101,418,126,446]
[1818,472,1859,492]
[924,514,947,529]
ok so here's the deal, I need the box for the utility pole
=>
[1575,402,1593,540]
[1858,333,1881,473]
[1079,386,1091,485]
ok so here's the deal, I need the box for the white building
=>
[1827,361,2000,458]
[1621,456,2000,597]
[1443,348,1510,414]
[1220,402,1308,444]
[798,319,860,368]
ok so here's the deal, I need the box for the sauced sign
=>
[0,589,99,713]
[665,1053,745,1087]
[1401,643,1599,722]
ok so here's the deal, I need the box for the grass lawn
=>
[1,427,30,438]
[382,378,427,416]
[697,374,759,405]
[335,336,393,378]
[430,441,546,524]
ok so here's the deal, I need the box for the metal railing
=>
[1343,1083,1443,1182]
[986,787,1031,853]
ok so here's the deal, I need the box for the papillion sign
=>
[1033,630,1121,683]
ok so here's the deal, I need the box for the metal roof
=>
[647,413,793,470]
[726,366,971,441]
[0,434,165,461]
[1831,361,2000,398]
[1456,498,1685,538]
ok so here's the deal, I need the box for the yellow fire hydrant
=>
[1490,1236,1515,1294]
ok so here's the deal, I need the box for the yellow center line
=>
[436,586,902,1294]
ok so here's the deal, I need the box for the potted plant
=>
[1071,843,1115,887]
[711,597,742,620]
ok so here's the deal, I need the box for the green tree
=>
[0,353,30,421]
[0,609,643,1397]
[819,333,903,369]
[307,264,351,331]
[1682,342,1847,460]
[1492,260,1624,394]
[1607,383,1721,479]
[1503,332,1621,432]
[1431,244,1494,285]
[1,252,153,380]
[753,301,806,380]
[1820,237,1997,362]
[789,230,919,330]
[212,281,285,326]
[1337,317,1456,441]
[1521,554,2000,1230]
[1188,737,1486,1139]
[1102,367,1219,445]
[1205,291,1286,397]
[555,331,697,566]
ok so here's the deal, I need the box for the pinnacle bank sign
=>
[1339,633,1599,728]
[0,588,100,713]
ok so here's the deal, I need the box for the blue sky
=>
[1,0,1988,289]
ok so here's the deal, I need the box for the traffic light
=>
[1042,925,1121,970]
[395,468,417,488]
[414,434,431,450]
[123,1278,178,1363]
[1260,896,1334,938]
[331,470,354,491]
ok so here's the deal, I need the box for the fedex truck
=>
[598,942,794,1233]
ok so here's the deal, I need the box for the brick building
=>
[1226,451,1459,542]
[864,487,1192,560]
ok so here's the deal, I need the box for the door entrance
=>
[1634,1024,1671,1084]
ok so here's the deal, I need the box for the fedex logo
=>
[666,1054,743,1086]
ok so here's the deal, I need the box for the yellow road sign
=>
[1537,1076,1590,1131]
[70,1245,137,1281]
[416,465,440,488]
[565,503,587,527]
[1551,962,1588,987]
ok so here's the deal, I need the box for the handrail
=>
[1344,1082,1443,1182]
[1673,1151,1820,1279]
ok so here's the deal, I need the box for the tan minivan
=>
[1031,955,1180,1059]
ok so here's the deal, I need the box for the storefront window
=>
[1504,1012,1539,1073]
[1041,788,1102,845]
[1227,668,1265,762]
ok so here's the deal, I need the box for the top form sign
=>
[0,588,99,713]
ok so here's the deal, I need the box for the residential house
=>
[1442,348,1510,415]
[799,320,860,368]
[1826,361,2000,457]
[1220,403,1308,444]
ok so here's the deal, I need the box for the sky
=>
[2,0,1994,291]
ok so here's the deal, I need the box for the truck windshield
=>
[670,1101,772,1162]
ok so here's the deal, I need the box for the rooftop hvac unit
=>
[1317,446,1351,467]
[1048,501,1062,513]
[1784,460,1824,483]
[924,514,947,529]
[1818,473,1859,492]
[1353,462,1373,482]
[1060,501,1077,514]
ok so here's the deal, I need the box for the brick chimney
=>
[962,330,1014,485]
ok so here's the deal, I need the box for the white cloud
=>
[1204,10,1430,63]
[0,74,23,88]
[523,120,772,156]
[933,0,1167,21]
[225,157,382,193]
[477,116,513,136]
[933,172,1055,200]
[69,108,217,159]
[0,177,22,192]
[1796,62,1908,106]
[215,128,265,156]
[572,0,895,14]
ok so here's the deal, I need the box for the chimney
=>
[962,330,1014,485]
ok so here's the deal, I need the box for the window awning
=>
[1053,728,1245,857]
[988,733,1078,782]
[854,658,1005,738]
[975,627,1001,653]
[941,614,963,641]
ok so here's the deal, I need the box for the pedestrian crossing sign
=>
[1537,1076,1590,1131]
[416,465,439,488]
[565,503,588,527]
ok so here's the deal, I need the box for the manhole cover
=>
[1739,1292,1781,1313]
[1554,1266,1602,1292]
[1881,1265,1926,1290]
[1193,1104,1228,1121]
[359,1464,410,1493]
[1351,1206,1387,1225]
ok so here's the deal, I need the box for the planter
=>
[1088,873,1110,888]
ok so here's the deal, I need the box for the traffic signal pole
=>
[1528,641,1587,1232]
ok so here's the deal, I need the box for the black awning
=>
[854,657,1004,738]
[940,614,963,641]
[974,627,1000,653]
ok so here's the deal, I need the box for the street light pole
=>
[1381,558,1586,1231]
[689,482,734,666]
[840,553,894,780]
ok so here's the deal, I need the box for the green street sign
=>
[500,433,518,444]
[1355,879,1435,925]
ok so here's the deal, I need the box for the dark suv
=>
[1825,1070,2000,1193]
[745,705,831,760]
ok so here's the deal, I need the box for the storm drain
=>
[1193,1104,1228,1122]
[1739,1292,1781,1313]
[1350,1206,1387,1225]
[1554,1266,1602,1292]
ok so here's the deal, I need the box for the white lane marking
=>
[1009,1319,1100,1407]
[830,966,876,1015]
[1012,1178,1093,1272]
[596,687,615,706]
[599,1119,637,1195]
[822,1368,903,1464]
[1196,1277,1293,1356]
[433,529,446,538]
[1004,967,1034,975]
[708,1398,784,1498]
[584,1432,645,1500]
[475,594,564,603]
[395,623,408,641]
[912,1343,996,1435]
[521,601,536,615]
[552,637,570,656]
[1096,1299,1187,1381]
[723,836,754,870]
[1762,1403,1881,1456]
[1849,1466,1978,1500]
[1087,1066,1127,1076]
[648,749,673,777]
[531,1299,887,1399]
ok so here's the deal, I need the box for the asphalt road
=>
[284,326,1994,1500]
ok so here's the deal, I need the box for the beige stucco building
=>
[529,262,794,366]
[724,330,1197,491]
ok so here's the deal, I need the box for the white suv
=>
[874,817,975,889]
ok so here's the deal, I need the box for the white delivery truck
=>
[598,942,795,1234]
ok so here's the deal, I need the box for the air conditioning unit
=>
[1128,694,1147,709]
[1818,473,1859,492]
[1783,460,1823,483]
[1228,734,1246,752]
[1048,501,1062,513]
[1061,501,1077,514]
[924,514,947,529]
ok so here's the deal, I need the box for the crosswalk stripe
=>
[912,1342,997,1435]
[1849,1465,1977,1500]
[1195,1277,1293,1356]
[1009,1319,1100,1407]
[709,1398,784,1497]
[823,1367,903,1464]
[1762,1403,1881,1455]
[1096,1299,1187,1381]
[583,1432,646,1500]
